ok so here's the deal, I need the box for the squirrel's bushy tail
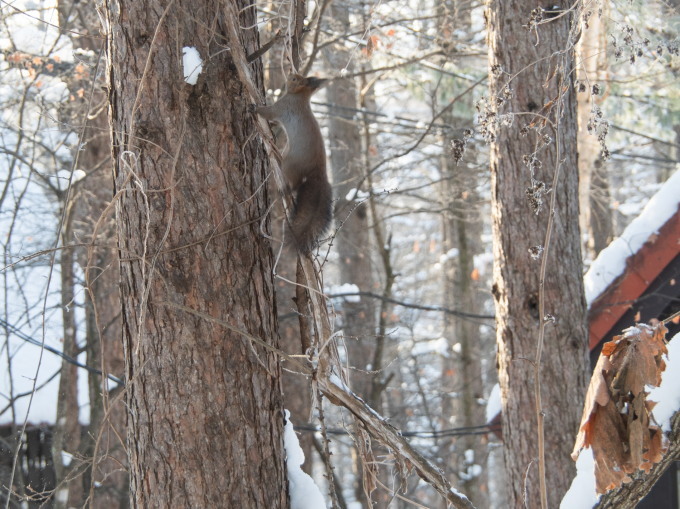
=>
[289,174,333,253]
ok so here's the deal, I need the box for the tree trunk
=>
[324,3,378,505]
[52,209,83,509]
[436,4,489,507]
[103,1,288,507]
[439,146,488,508]
[57,0,130,503]
[326,2,376,406]
[576,3,613,258]
[486,3,590,508]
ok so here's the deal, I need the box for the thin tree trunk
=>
[436,4,489,507]
[577,3,612,258]
[324,3,378,505]
[52,209,83,509]
[326,2,376,405]
[103,1,288,506]
[439,150,487,508]
[57,0,129,503]
[486,3,590,508]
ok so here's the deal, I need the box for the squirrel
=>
[255,74,332,253]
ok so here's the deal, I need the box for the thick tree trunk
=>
[103,1,288,507]
[486,3,590,508]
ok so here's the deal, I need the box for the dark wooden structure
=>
[0,424,55,508]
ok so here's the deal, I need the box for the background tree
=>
[577,1,613,259]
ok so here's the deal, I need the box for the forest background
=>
[1,0,679,508]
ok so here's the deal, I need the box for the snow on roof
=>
[584,167,680,307]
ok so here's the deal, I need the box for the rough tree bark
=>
[486,3,590,508]
[102,0,288,507]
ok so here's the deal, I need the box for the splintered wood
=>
[572,322,669,494]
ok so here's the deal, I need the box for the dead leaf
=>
[572,322,669,494]
[363,35,380,57]
[7,52,24,63]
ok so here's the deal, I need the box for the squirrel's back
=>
[255,74,332,253]
[289,173,332,253]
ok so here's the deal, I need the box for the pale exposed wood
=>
[595,412,680,509]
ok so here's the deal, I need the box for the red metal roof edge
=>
[588,206,680,350]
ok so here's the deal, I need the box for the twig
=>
[662,309,680,326]
[315,389,341,509]
[246,29,283,63]
[533,74,570,509]
[327,290,494,321]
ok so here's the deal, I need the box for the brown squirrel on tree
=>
[255,74,332,253]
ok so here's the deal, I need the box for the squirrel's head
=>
[286,74,328,95]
